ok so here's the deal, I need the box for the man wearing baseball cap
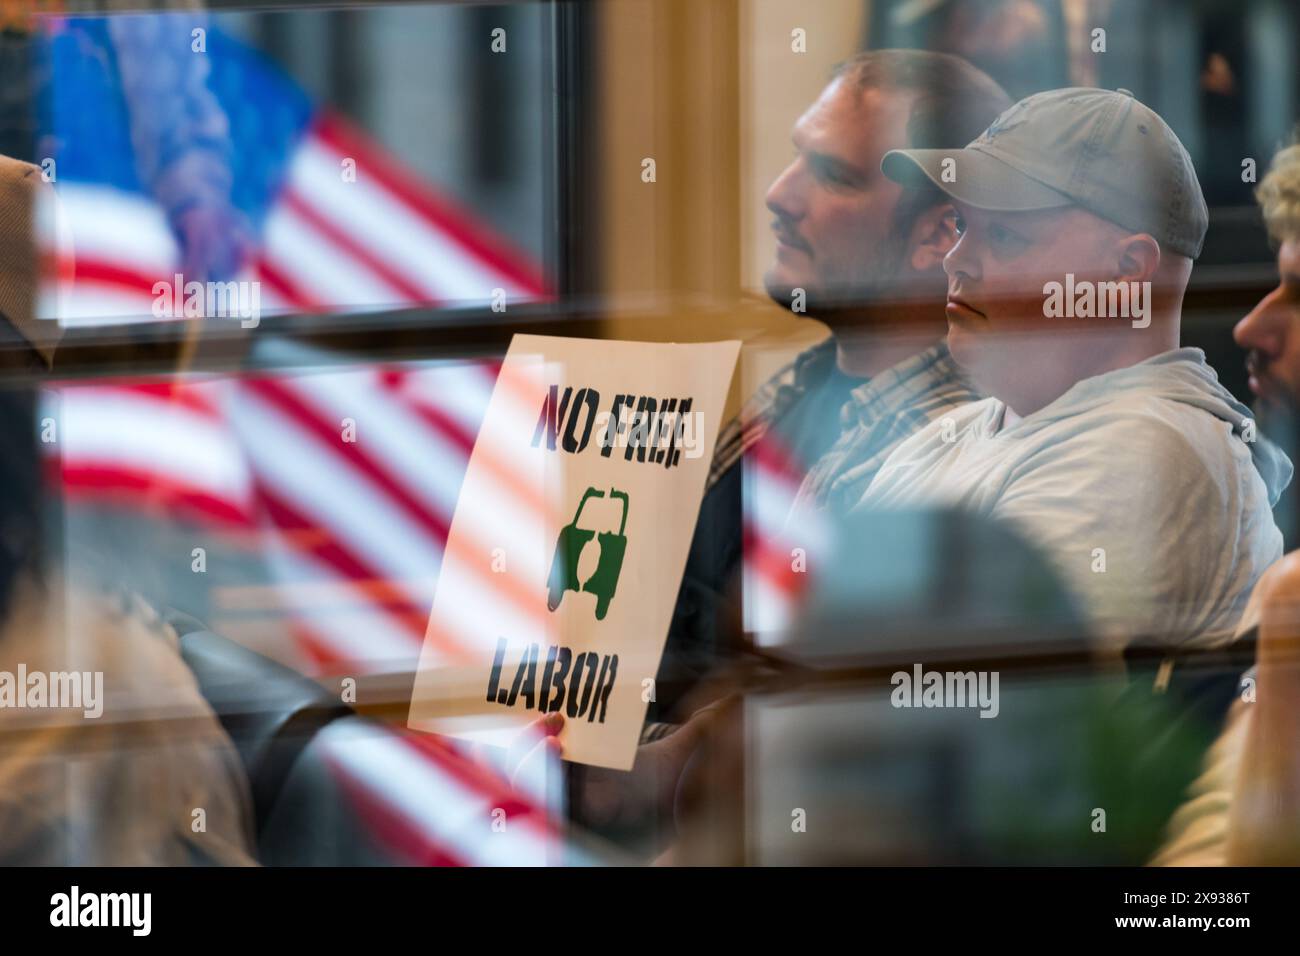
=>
[852,88,1290,657]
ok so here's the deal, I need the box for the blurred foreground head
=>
[763,49,1010,327]
[669,509,1212,864]
[884,87,1207,414]
[1233,135,1300,409]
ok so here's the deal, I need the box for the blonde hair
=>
[1258,132,1300,243]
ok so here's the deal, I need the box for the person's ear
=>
[908,203,958,273]
[1116,233,1161,283]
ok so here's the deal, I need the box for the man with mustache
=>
[853,88,1289,657]
[1155,138,1300,866]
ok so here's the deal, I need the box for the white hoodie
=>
[852,348,1292,653]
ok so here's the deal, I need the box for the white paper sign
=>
[407,335,741,769]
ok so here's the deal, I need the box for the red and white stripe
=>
[43,115,547,326]
[741,437,826,644]
[48,380,255,527]
[318,718,586,866]
[44,103,549,670]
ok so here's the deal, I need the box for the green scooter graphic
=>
[546,486,629,621]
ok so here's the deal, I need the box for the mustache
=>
[771,217,811,253]
[1245,349,1268,379]
[1243,349,1300,416]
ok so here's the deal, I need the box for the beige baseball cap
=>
[881,87,1209,259]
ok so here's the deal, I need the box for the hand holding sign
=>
[509,704,728,831]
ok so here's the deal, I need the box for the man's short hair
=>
[830,49,1013,152]
[831,50,1011,237]
[1258,131,1300,244]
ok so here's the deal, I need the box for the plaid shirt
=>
[709,337,841,489]
[642,337,979,741]
[709,337,981,512]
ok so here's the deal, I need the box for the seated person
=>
[0,154,257,865]
[1155,136,1300,866]
[854,88,1289,657]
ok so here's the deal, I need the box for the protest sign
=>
[408,334,740,769]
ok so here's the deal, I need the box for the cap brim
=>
[882,146,1074,212]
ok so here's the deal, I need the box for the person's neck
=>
[820,301,947,380]
[996,323,1180,419]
